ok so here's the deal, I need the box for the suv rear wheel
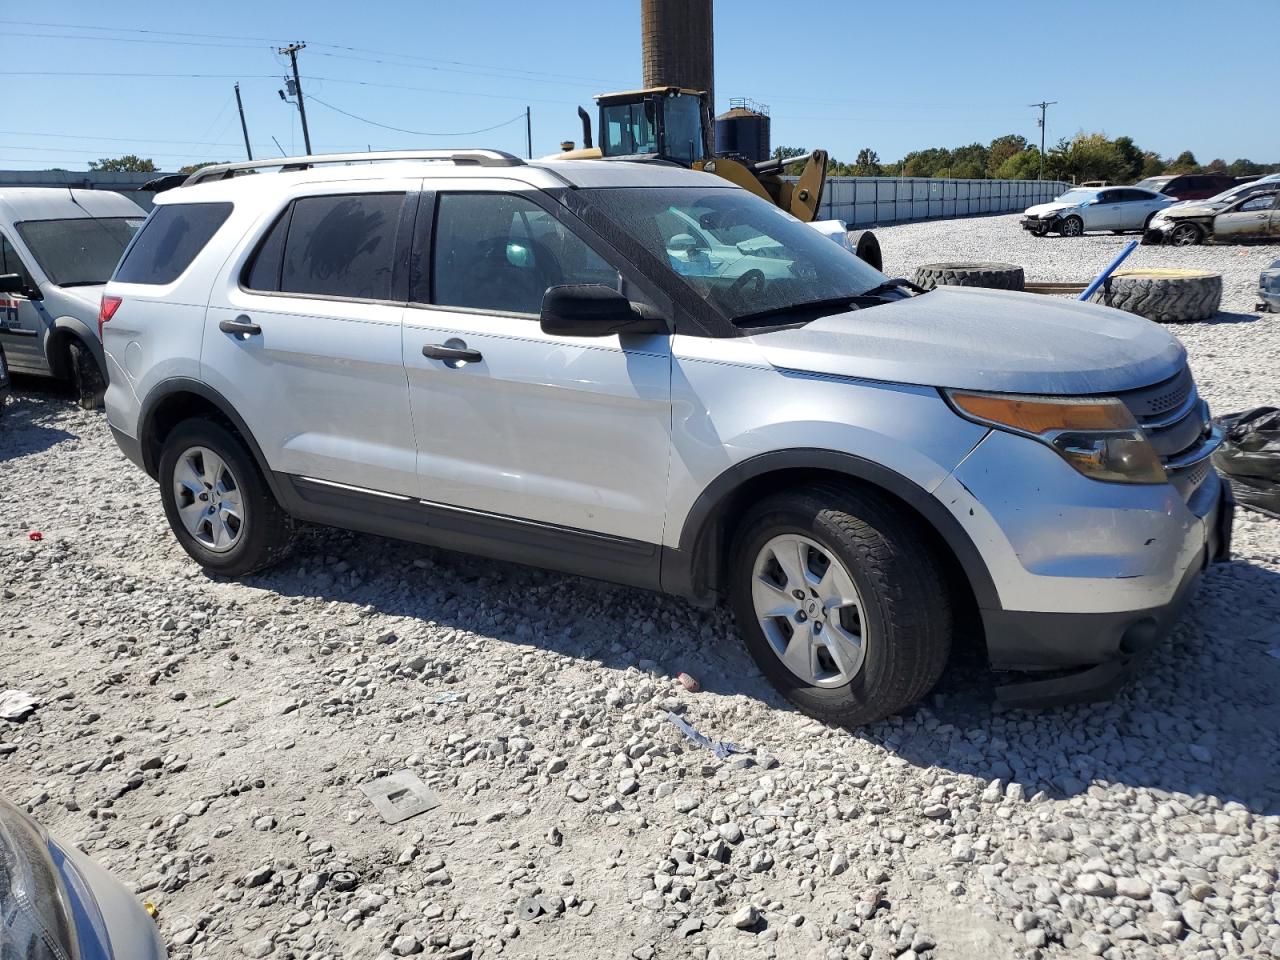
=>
[158,419,294,577]
[729,485,951,725]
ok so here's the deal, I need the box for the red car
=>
[1134,173,1239,201]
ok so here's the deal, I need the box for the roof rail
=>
[182,149,525,186]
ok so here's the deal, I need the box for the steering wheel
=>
[726,268,766,304]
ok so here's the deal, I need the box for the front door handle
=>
[219,315,261,336]
[422,343,482,363]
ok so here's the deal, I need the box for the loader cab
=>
[596,88,708,166]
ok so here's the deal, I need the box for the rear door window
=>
[276,193,405,301]
[115,202,232,285]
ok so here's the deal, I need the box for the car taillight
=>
[98,295,122,339]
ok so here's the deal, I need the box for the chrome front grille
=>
[1117,365,1217,501]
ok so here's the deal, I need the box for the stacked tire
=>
[1092,269,1222,323]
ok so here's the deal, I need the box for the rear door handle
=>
[219,315,261,336]
[422,343,482,363]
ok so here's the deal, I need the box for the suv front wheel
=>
[730,485,951,725]
[158,419,294,577]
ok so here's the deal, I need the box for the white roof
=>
[0,187,145,224]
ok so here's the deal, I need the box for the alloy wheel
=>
[750,533,868,688]
[172,446,245,552]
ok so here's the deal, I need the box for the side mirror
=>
[669,233,701,254]
[540,284,666,337]
[0,273,27,295]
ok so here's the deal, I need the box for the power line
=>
[305,95,525,137]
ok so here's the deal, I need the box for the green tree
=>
[853,147,881,176]
[87,155,157,172]
[1166,150,1199,173]
[986,134,1028,177]
[771,145,807,162]
[994,148,1042,180]
[1140,152,1166,178]
[1112,136,1144,182]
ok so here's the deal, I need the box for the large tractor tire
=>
[1093,269,1222,323]
[914,262,1025,292]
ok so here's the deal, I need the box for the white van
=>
[0,188,145,406]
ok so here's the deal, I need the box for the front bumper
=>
[990,477,1232,707]
[1021,216,1056,232]
[933,424,1232,704]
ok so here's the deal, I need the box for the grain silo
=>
[715,98,771,164]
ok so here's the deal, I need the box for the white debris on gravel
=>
[1,220,1278,960]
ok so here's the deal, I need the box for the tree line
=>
[773,133,1280,182]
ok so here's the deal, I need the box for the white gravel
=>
[2,219,1278,960]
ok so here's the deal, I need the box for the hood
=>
[1158,201,1221,219]
[749,285,1186,395]
[1023,200,1077,217]
[54,283,106,314]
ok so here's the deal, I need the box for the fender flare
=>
[137,377,285,501]
[661,448,1000,611]
[46,316,105,378]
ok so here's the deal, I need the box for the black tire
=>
[68,339,105,409]
[1093,269,1223,323]
[729,484,952,726]
[1031,223,1051,237]
[1169,222,1204,246]
[1058,215,1084,237]
[158,418,295,577]
[913,261,1025,292]
[850,230,883,272]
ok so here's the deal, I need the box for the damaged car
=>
[1259,258,1280,313]
[1021,186,1173,237]
[1144,186,1280,246]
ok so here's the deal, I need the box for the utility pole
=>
[278,42,312,154]
[526,107,532,160]
[1029,100,1057,181]
[234,83,253,160]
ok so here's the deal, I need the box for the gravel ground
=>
[2,219,1279,960]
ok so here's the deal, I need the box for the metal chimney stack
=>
[641,0,714,154]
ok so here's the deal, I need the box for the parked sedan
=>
[1021,186,1174,237]
[1144,187,1280,246]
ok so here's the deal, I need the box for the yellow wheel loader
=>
[558,87,830,225]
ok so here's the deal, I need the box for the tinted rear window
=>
[115,202,232,285]
[277,193,404,300]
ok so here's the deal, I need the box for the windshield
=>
[663,94,704,165]
[15,216,142,286]
[1134,177,1170,193]
[578,186,887,324]
[1055,189,1097,204]
[1203,185,1253,204]
[600,100,659,157]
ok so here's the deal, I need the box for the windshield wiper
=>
[59,280,106,288]
[855,277,926,299]
[734,295,860,325]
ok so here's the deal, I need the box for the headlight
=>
[0,798,80,960]
[946,390,1167,484]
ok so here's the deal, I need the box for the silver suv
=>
[101,150,1233,724]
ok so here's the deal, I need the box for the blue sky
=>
[2,0,1275,172]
